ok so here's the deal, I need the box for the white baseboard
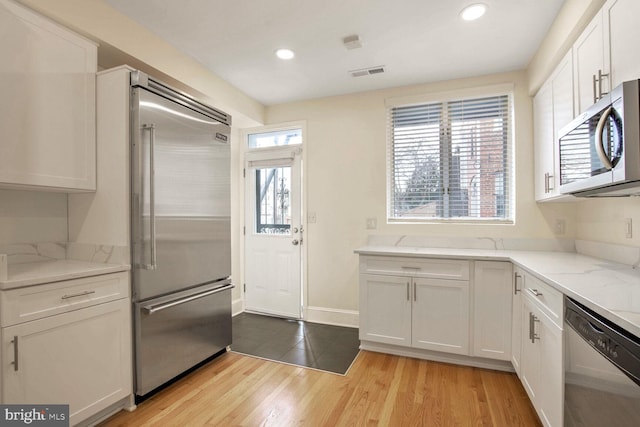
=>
[360,340,514,372]
[305,306,359,328]
[232,298,244,317]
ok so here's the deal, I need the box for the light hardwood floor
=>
[101,351,541,426]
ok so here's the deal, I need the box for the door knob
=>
[292,240,299,245]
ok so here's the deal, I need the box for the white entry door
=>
[244,146,302,318]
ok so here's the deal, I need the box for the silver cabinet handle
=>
[292,239,299,246]
[529,288,543,297]
[531,314,540,343]
[413,282,417,302]
[544,172,549,194]
[595,106,614,170]
[547,174,554,191]
[142,284,234,314]
[11,336,18,371]
[598,69,609,99]
[61,290,96,300]
[406,282,410,301]
[592,73,598,104]
[514,272,521,295]
[142,123,157,270]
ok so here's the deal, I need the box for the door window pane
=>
[255,167,291,234]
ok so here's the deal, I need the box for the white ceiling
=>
[106,0,565,106]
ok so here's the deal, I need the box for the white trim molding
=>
[305,306,359,328]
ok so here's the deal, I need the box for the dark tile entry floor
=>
[231,312,360,375]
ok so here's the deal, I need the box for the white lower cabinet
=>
[472,261,512,361]
[0,273,133,426]
[412,278,469,355]
[511,267,525,375]
[359,274,412,346]
[359,256,471,357]
[521,288,563,427]
[359,274,469,353]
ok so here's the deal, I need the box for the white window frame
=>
[385,84,515,224]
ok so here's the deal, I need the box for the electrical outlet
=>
[554,219,565,235]
[307,212,317,223]
[366,218,377,229]
[624,218,633,238]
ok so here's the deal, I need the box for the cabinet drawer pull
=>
[406,282,410,301]
[529,289,543,297]
[11,336,18,371]
[592,73,598,104]
[401,266,420,271]
[61,290,96,300]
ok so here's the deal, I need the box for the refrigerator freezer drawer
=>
[134,282,233,396]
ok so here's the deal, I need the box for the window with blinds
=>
[388,93,513,222]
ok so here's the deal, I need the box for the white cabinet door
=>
[537,309,563,427]
[1,299,132,426]
[605,0,640,88]
[0,0,96,192]
[521,295,563,427]
[534,81,555,201]
[511,268,524,375]
[520,297,542,410]
[573,10,606,114]
[472,261,512,361]
[412,278,469,355]
[551,50,575,153]
[359,274,412,346]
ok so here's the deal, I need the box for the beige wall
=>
[265,71,575,315]
[0,190,67,244]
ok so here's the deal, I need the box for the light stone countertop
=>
[355,246,640,337]
[0,259,130,290]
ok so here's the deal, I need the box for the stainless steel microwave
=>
[558,79,640,197]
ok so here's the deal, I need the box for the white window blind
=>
[388,93,513,222]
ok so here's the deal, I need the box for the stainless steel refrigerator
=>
[129,71,233,397]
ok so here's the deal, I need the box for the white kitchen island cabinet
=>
[0,271,133,426]
[0,0,97,192]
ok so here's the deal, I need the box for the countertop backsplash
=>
[0,242,128,266]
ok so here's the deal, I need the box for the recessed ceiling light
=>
[275,48,295,60]
[460,3,487,21]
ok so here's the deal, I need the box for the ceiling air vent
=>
[350,66,385,78]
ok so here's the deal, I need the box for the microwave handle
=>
[595,106,614,170]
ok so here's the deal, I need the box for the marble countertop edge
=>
[355,245,640,337]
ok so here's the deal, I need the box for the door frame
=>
[239,121,307,319]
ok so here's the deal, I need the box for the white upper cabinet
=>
[0,0,97,192]
[573,0,640,115]
[604,0,640,88]
[534,50,575,202]
[573,10,607,114]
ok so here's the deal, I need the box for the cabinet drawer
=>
[361,256,470,280]
[0,272,129,327]
[523,273,563,327]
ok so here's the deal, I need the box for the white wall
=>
[0,190,67,244]
[264,71,575,321]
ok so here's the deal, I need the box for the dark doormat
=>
[231,312,360,375]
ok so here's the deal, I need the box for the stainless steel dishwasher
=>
[564,297,640,426]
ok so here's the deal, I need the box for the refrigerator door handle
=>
[141,283,234,315]
[142,123,157,270]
